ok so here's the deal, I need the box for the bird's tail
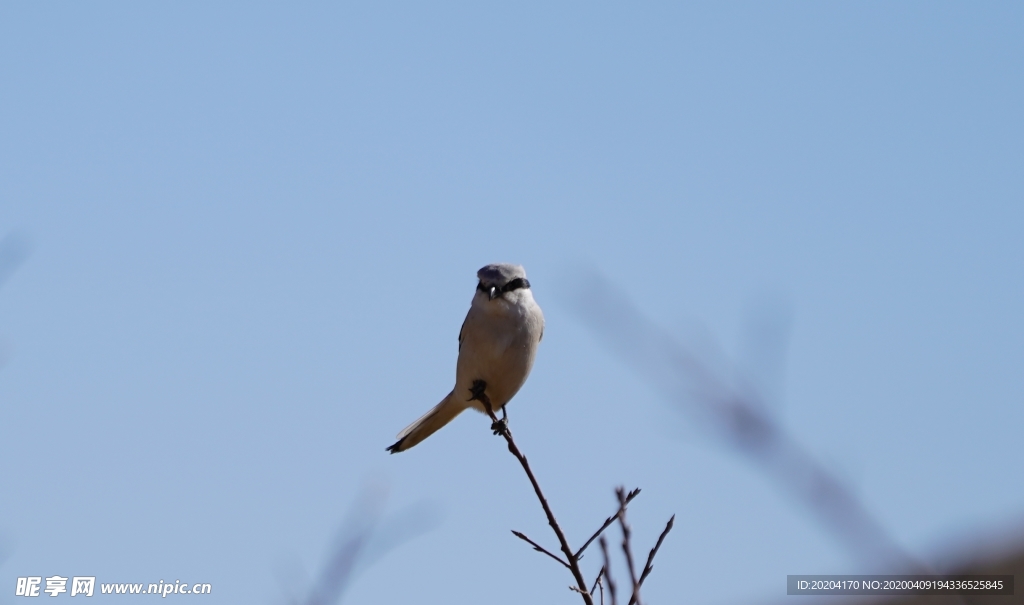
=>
[386,391,464,453]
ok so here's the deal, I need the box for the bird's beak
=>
[488,286,498,300]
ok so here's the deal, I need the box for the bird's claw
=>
[490,418,508,436]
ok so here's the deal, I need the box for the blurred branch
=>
[600,537,618,605]
[0,231,29,291]
[304,485,384,605]
[301,483,440,605]
[570,272,921,570]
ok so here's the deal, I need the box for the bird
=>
[387,263,545,453]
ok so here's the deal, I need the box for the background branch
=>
[572,275,923,571]
[600,537,618,605]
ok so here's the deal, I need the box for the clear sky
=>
[1,2,1022,604]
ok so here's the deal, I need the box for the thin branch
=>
[479,395,594,605]
[630,515,675,605]
[615,487,641,605]
[600,537,617,605]
[511,530,570,569]
[589,566,604,597]
[575,488,640,559]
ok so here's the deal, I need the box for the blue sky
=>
[1,2,1022,603]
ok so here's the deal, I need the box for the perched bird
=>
[387,263,545,453]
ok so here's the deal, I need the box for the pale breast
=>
[455,297,543,411]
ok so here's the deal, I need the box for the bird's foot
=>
[489,404,510,435]
[492,404,510,434]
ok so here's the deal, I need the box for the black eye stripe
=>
[501,277,530,293]
[477,277,531,295]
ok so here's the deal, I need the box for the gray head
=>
[476,263,530,300]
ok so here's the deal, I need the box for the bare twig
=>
[589,566,604,598]
[600,537,618,605]
[615,487,641,605]
[478,395,594,605]
[637,515,674,587]
[630,515,675,605]
[475,384,673,604]
[576,488,640,559]
[511,530,570,569]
